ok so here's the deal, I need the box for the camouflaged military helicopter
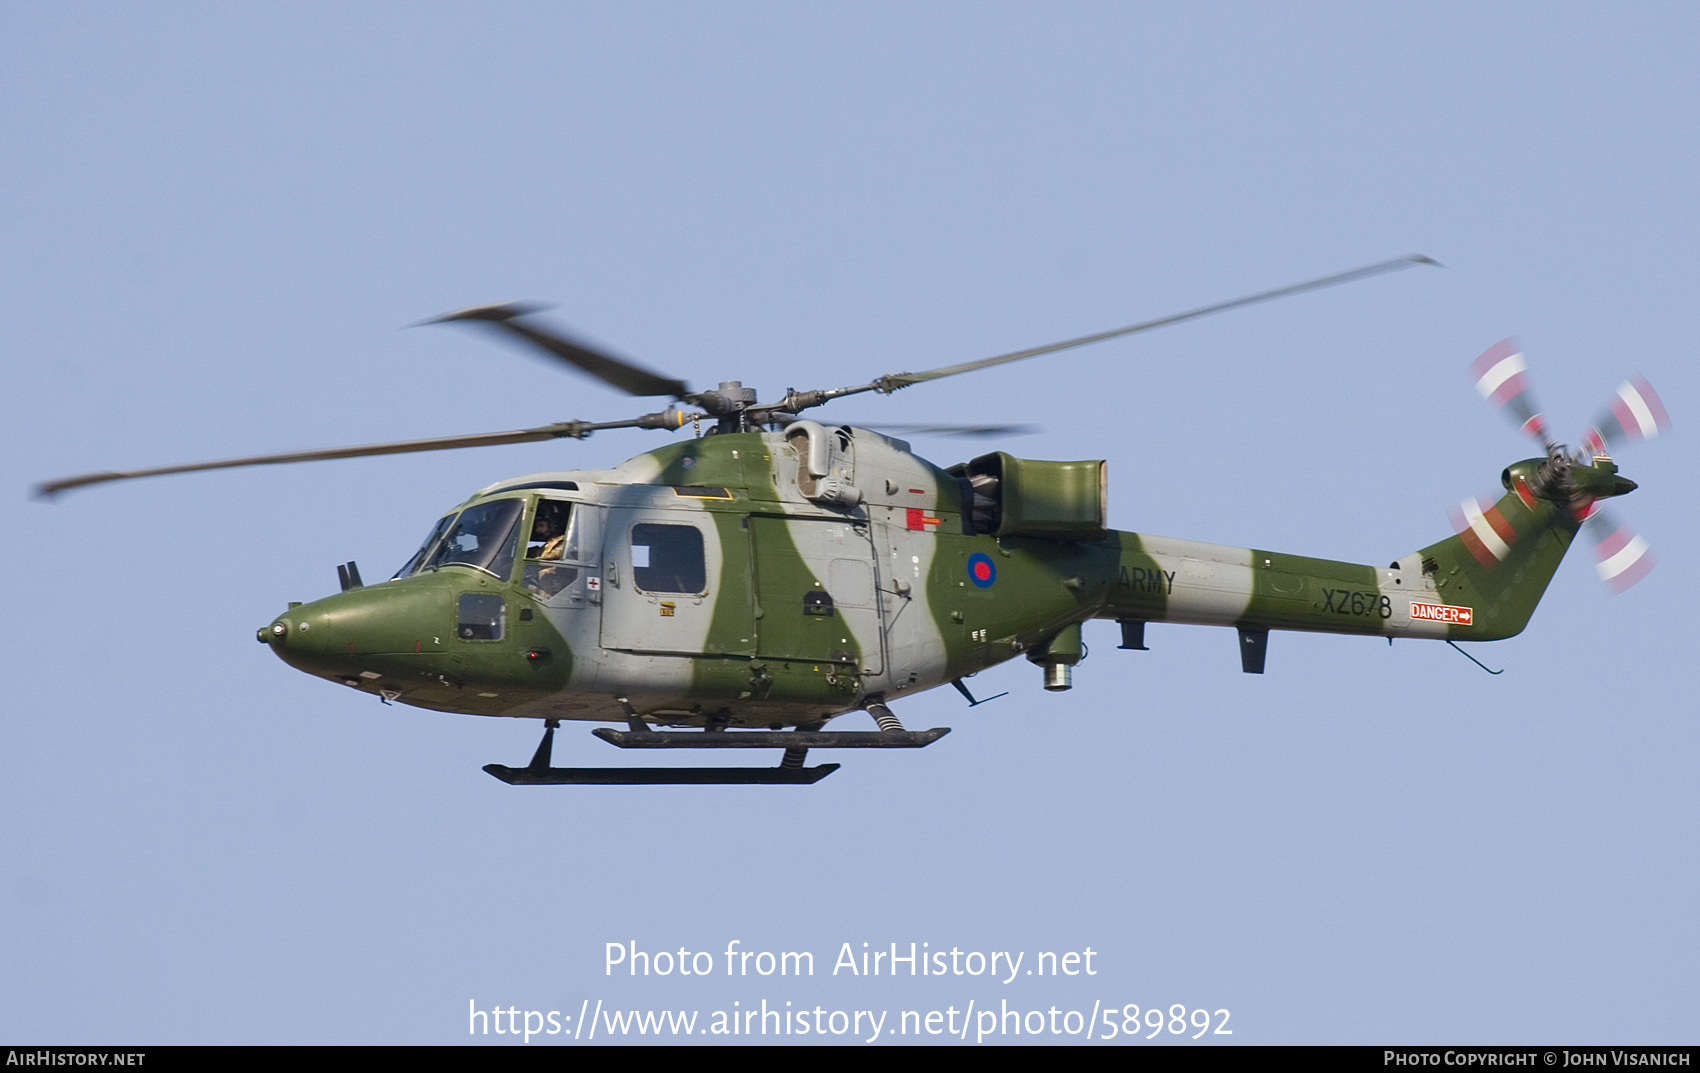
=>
[38,256,1668,784]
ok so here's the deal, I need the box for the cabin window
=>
[631,523,706,594]
[457,593,506,641]
[523,498,580,597]
[424,498,524,579]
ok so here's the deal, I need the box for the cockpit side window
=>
[526,499,577,561]
[523,498,580,597]
[423,498,525,579]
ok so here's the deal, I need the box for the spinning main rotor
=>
[38,255,1436,496]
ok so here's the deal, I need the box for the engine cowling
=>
[953,451,1107,541]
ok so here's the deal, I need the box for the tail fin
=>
[1407,464,1581,640]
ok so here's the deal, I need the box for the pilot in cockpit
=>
[523,500,577,596]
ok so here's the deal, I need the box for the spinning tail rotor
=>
[1462,339,1669,594]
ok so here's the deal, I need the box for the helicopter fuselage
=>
[261,426,1580,729]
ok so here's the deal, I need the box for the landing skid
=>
[484,706,948,786]
[483,762,840,785]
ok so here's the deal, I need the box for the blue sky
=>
[3,3,1695,1044]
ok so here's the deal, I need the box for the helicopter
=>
[37,255,1669,785]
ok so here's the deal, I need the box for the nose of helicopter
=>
[258,580,450,677]
[257,572,573,715]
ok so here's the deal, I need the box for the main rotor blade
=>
[34,415,683,497]
[424,302,689,398]
[882,254,1439,390]
[858,422,1040,438]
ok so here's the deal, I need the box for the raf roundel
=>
[967,552,997,589]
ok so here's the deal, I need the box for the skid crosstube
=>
[592,728,950,749]
[482,763,840,785]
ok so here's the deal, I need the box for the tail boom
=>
[1094,475,1577,642]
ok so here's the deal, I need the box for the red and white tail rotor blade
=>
[1469,338,1550,444]
[1448,493,1518,569]
[1581,505,1656,594]
[1580,375,1671,456]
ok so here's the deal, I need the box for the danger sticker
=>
[1411,601,1474,626]
[906,508,943,531]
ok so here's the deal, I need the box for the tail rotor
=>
[1462,339,1668,597]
